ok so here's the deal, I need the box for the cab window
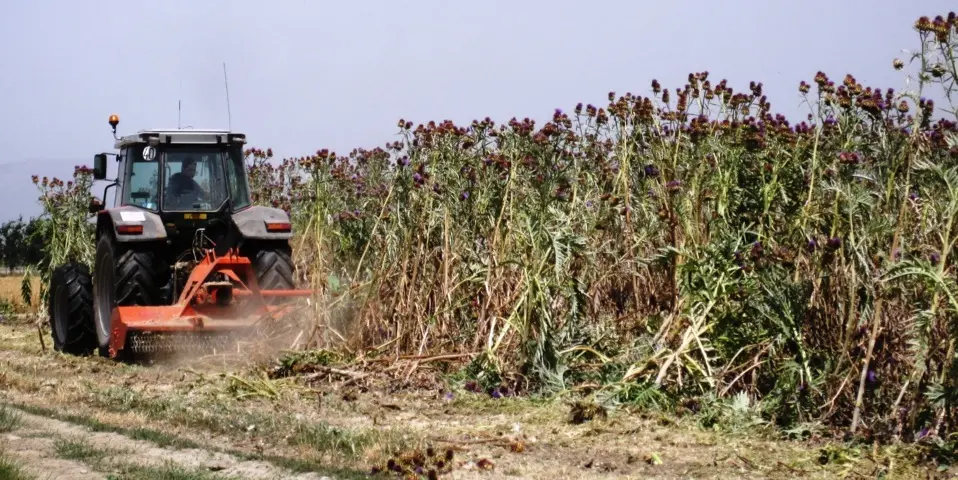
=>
[225,151,251,210]
[123,147,159,210]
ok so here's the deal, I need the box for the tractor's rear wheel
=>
[250,243,295,291]
[93,234,167,356]
[48,261,96,355]
[246,243,294,305]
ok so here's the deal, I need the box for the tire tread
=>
[114,248,165,306]
[252,245,295,290]
[49,262,96,355]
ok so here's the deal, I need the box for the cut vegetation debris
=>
[0,321,955,479]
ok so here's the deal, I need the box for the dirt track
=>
[2,407,332,480]
[0,319,949,479]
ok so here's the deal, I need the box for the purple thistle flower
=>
[460,191,470,201]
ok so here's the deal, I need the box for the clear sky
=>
[0,0,952,222]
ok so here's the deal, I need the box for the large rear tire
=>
[250,243,295,291]
[48,262,96,355]
[93,234,167,355]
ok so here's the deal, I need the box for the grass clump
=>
[53,436,107,462]
[0,404,22,433]
[289,422,374,459]
[0,453,32,480]
[53,435,129,465]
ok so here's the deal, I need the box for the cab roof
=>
[114,129,246,149]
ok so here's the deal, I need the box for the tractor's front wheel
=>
[93,234,167,356]
[48,261,96,355]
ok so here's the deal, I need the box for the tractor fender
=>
[97,206,168,242]
[231,206,294,240]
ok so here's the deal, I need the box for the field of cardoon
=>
[30,11,958,449]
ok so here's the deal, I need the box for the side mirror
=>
[88,198,104,214]
[93,154,107,180]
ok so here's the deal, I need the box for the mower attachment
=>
[107,248,311,358]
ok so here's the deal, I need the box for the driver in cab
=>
[167,157,207,204]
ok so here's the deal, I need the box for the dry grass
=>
[0,274,40,313]
[0,322,951,479]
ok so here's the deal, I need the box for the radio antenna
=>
[222,62,232,131]
[178,79,182,129]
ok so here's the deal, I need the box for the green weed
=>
[0,405,22,433]
[0,450,32,480]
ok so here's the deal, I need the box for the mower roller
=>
[47,115,312,360]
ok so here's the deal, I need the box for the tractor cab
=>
[89,115,276,259]
[92,118,252,218]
